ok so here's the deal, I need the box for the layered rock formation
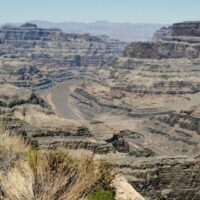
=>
[1,21,200,199]
[124,21,200,59]
[172,21,200,36]
[0,23,125,90]
[113,156,200,200]
[70,21,200,199]
[72,57,200,156]
[0,83,119,154]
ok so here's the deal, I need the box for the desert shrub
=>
[0,123,30,162]
[87,188,114,200]
[26,148,39,173]
[0,125,114,200]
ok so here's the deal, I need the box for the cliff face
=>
[123,41,193,59]
[0,23,125,90]
[115,157,200,200]
[153,26,172,40]
[124,21,200,59]
[172,22,200,36]
[0,23,65,42]
[70,21,200,199]
[0,23,105,43]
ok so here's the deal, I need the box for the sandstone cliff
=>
[124,21,200,59]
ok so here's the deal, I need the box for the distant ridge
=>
[1,20,168,42]
[30,20,168,42]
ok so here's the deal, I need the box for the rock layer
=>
[0,21,200,200]
[0,23,125,90]
[124,21,200,59]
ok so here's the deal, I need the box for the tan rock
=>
[112,174,145,200]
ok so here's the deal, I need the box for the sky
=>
[0,0,200,24]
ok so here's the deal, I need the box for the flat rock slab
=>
[112,174,145,200]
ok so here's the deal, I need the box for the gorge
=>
[0,21,200,200]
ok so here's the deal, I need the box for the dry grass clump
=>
[0,123,30,163]
[0,125,114,200]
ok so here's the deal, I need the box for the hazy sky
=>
[0,0,200,24]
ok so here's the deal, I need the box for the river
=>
[46,80,82,120]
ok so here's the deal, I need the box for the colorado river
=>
[47,80,82,120]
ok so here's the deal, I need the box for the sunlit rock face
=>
[0,23,125,90]
[124,21,200,59]
[1,21,200,200]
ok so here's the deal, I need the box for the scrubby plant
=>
[87,188,114,200]
[0,122,30,163]
[0,125,115,200]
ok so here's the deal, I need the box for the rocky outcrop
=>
[0,83,48,108]
[6,66,53,90]
[153,26,172,41]
[124,21,200,59]
[114,157,200,200]
[0,23,104,43]
[124,40,200,59]
[123,41,196,59]
[112,174,145,200]
[172,21,200,36]
[106,132,130,153]
[158,108,200,135]
[153,22,200,40]
[0,107,116,154]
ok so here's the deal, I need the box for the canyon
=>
[0,21,200,199]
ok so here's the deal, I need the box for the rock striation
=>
[113,156,200,200]
[172,21,200,36]
[1,21,200,200]
[124,21,200,59]
[70,21,200,199]
[0,23,125,90]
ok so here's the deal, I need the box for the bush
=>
[87,188,114,200]
[0,125,115,200]
[0,123,30,162]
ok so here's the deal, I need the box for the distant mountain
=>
[0,20,168,42]
[27,20,168,42]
